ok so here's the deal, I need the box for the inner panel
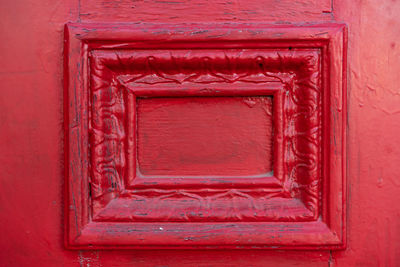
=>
[137,96,273,176]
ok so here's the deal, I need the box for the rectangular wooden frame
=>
[65,23,347,249]
[122,84,284,189]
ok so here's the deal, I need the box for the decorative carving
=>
[93,188,314,222]
[90,60,125,199]
[66,23,346,249]
[89,49,322,220]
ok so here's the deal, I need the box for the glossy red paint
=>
[1,0,399,266]
[137,96,274,176]
[65,23,346,249]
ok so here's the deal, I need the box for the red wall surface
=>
[0,0,399,266]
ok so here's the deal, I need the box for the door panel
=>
[1,0,399,266]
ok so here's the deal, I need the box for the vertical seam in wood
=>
[78,0,81,22]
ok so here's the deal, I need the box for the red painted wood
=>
[65,23,345,249]
[1,0,399,265]
[79,0,332,23]
[137,96,274,176]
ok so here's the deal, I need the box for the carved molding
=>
[89,49,322,220]
[93,188,316,222]
[65,23,346,249]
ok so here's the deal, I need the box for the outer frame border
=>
[64,23,347,250]
[87,48,321,223]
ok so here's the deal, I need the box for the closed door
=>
[0,0,399,266]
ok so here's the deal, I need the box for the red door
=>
[1,0,399,266]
